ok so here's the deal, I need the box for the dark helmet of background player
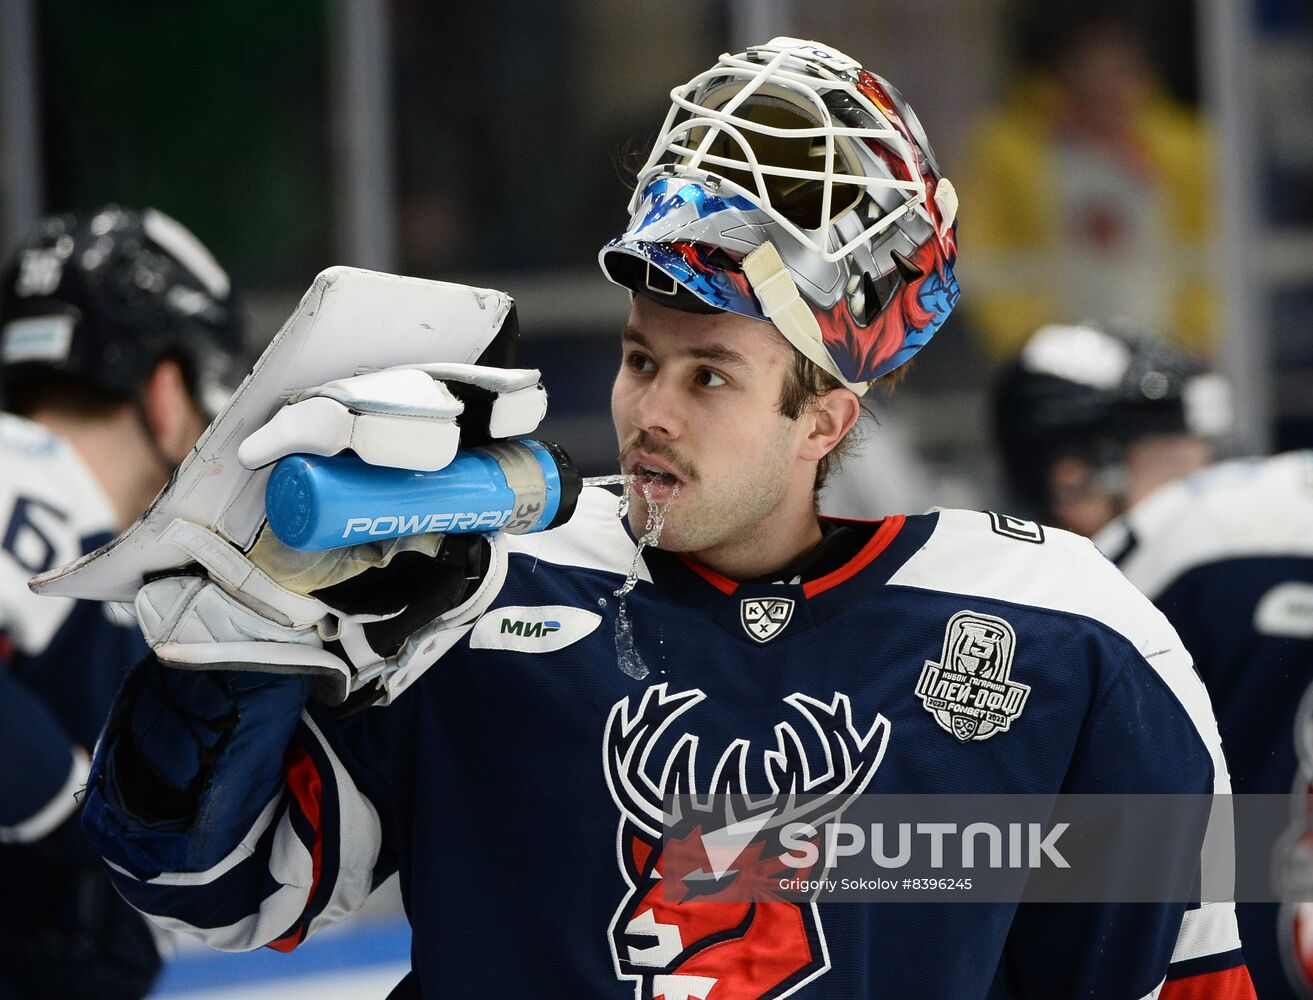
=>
[991,321,1233,513]
[0,206,248,420]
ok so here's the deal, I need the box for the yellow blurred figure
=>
[960,13,1215,359]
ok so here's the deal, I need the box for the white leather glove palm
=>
[135,575,343,691]
[136,521,507,706]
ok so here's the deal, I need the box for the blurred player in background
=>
[0,206,247,999]
[992,321,1231,537]
[78,41,1251,998]
[994,319,1313,999]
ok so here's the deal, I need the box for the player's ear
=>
[799,387,861,463]
[141,358,205,462]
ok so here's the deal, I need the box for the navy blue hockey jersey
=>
[89,489,1254,999]
[1098,451,1313,1000]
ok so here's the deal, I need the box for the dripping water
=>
[584,473,631,519]
[615,478,678,680]
[581,473,678,679]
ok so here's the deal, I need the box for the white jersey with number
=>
[0,412,139,842]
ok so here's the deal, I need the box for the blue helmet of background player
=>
[0,206,247,420]
[598,37,959,394]
[992,321,1233,513]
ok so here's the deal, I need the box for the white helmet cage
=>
[634,39,955,258]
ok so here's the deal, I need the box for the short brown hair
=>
[3,370,129,420]
[776,353,910,495]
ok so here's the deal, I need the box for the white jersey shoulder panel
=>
[505,486,649,584]
[890,508,1170,651]
[1095,451,1313,600]
[0,414,118,653]
[889,508,1229,794]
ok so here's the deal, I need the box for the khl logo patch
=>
[740,597,795,643]
[915,610,1030,742]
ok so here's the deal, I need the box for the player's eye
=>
[626,351,655,374]
[694,368,728,388]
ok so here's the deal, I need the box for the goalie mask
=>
[599,37,960,392]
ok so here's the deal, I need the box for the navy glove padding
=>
[82,655,312,878]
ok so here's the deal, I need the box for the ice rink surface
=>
[149,879,410,999]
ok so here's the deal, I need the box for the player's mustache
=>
[618,433,699,484]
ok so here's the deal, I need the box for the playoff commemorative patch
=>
[916,610,1030,742]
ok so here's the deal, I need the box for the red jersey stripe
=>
[803,514,905,598]
[676,515,907,598]
[266,742,325,953]
[1159,964,1257,1000]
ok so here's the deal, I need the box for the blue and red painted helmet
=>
[599,37,960,393]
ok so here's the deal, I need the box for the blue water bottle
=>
[265,439,581,551]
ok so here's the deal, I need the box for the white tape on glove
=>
[405,363,547,439]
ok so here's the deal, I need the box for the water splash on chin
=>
[612,478,679,680]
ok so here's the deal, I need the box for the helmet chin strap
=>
[1090,435,1132,509]
[1063,446,1131,526]
[741,241,871,396]
[1094,461,1131,516]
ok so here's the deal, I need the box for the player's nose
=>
[631,374,685,440]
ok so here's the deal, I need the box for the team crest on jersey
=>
[916,611,1030,742]
[740,597,795,643]
[603,685,891,1000]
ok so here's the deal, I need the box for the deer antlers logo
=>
[603,684,890,1000]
